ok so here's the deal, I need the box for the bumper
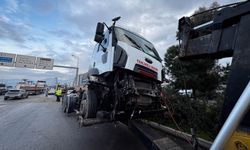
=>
[4,96,21,99]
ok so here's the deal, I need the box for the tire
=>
[63,96,68,113]
[65,97,71,114]
[80,88,97,118]
[66,96,77,114]
[66,105,69,114]
[4,97,8,100]
[61,96,66,113]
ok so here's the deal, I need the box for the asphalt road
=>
[0,95,146,150]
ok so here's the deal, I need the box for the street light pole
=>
[72,55,79,86]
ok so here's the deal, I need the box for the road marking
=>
[0,105,6,108]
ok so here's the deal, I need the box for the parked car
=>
[0,83,7,95]
[4,89,29,100]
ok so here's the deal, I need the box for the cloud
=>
[59,0,236,57]
[0,0,237,82]
[26,0,58,16]
[5,0,19,13]
[49,30,82,39]
[0,15,29,43]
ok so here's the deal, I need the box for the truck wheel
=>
[80,88,97,118]
[66,97,73,114]
[62,95,66,106]
[4,97,8,100]
[62,96,67,113]
[66,104,70,114]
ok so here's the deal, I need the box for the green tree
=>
[163,45,228,140]
[191,1,220,26]
[164,45,219,100]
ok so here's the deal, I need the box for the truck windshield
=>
[114,27,161,61]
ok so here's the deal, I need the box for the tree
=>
[191,1,220,26]
[167,2,221,99]
[164,45,219,100]
[163,45,228,140]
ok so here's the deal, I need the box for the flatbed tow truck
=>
[16,80,46,95]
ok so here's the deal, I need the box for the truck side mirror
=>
[94,22,104,43]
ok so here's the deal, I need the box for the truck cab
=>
[91,22,163,82]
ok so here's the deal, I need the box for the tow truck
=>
[16,80,46,95]
[178,1,250,149]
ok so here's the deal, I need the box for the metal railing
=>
[210,81,250,150]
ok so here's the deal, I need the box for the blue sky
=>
[0,0,237,85]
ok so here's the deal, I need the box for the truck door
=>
[91,31,113,74]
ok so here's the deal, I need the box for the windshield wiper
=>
[124,34,141,50]
[145,44,153,51]
[145,44,161,61]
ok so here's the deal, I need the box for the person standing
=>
[55,88,62,102]
[79,88,83,100]
[44,87,48,97]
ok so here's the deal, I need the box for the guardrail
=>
[141,119,212,149]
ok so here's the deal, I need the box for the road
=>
[0,95,146,150]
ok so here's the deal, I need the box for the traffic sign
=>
[0,52,16,67]
[36,57,54,70]
[15,54,36,68]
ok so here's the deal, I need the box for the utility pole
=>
[55,77,58,86]
[72,55,79,86]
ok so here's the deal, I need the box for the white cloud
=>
[6,0,18,13]
[0,0,238,84]
[59,0,236,58]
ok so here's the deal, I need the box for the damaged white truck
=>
[64,17,165,125]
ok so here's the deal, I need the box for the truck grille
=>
[134,64,157,79]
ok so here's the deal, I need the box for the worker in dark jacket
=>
[55,88,62,102]
[79,88,83,100]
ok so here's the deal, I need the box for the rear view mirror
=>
[94,22,104,43]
